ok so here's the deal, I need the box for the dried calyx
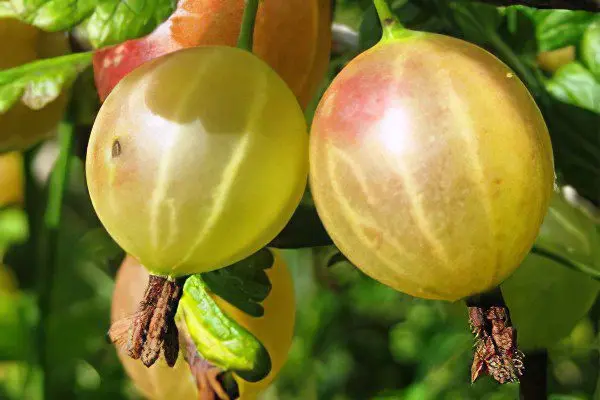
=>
[108,274,241,399]
[109,275,184,367]
[180,323,240,400]
[468,289,524,384]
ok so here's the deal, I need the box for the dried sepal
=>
[469,305,524,384]
[107,275,183,368]
[180,324,232,400]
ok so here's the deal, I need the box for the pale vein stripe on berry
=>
[379,124,449,263]
[173,70,269,270]
[437,63,498,286]
[328,145,413,259]
[149,56,217,259]
[325,143,447,299]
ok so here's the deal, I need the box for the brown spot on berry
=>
[362,225,383,250]
[112,139,122,158]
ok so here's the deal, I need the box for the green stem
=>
[519,350,548,400]
[38,105,75,399]
[236,0,261,52]
[373,0,411,41]
[22,148,40,399]
[44,118,75,228]
[531,245,600,281]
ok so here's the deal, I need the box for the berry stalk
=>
[519,350,548,400]
[237,0,261,52]
[372,0,414,41]
[38,102,76,399]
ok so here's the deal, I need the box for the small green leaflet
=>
[531,190,600,282]
[180,276,272,382]
[78,228,124,262]
[546,62,600,113]
[581,21,600,80]
[80,0,175,48]
[0,292,37,361]
[202,248,274,318]
[0,52,92,114]
[0,0,96,31]
[449,2,503,45]
[531,246,600,282]
[327,251,349,268]
[0,207,29,251]
[0,0,175,48]
[521,8,599,52]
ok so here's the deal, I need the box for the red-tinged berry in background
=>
[0,152,23,207]
[92,0,332,108]
[112,253,296,400]
[0,19,70,152]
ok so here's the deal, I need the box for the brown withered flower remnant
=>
[469,306,524,384]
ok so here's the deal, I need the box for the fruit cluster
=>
[0,0,564,398]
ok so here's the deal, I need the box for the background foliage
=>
[0,0,599,399]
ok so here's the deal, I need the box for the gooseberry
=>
[0,19,70,152]
[86,46,308,277]
[111,252,296,399]
[93,0,332,108]
[502,191,600,350]
[536,46,576,74]
[0,152,23,207]
[0,265,17,294]
[310,26,554,301]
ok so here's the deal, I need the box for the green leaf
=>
[179,274,272,382]
[359,5,381,51]
[78,228,123,263]
[44,206,121,395]
[83,0,175,48]
[0,52,92,113]
[502,6,538,57]
[0,0,96,30]
[581,21,600,80]
[529,190,600,280]
[1,0,175,48]
[542,100,600,204]
[269,203,333,249]
[449,2,503,45]
[1,158,128,397]
[327,251,349,268]
[525,8,598,52]
[0,292,37,361]
[0,207,29,250]
[536,191,600,271]
[503,251,600,349]
[546,62,600,113]
[201,248,273,318]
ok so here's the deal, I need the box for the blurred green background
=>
[1,0,599,399]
